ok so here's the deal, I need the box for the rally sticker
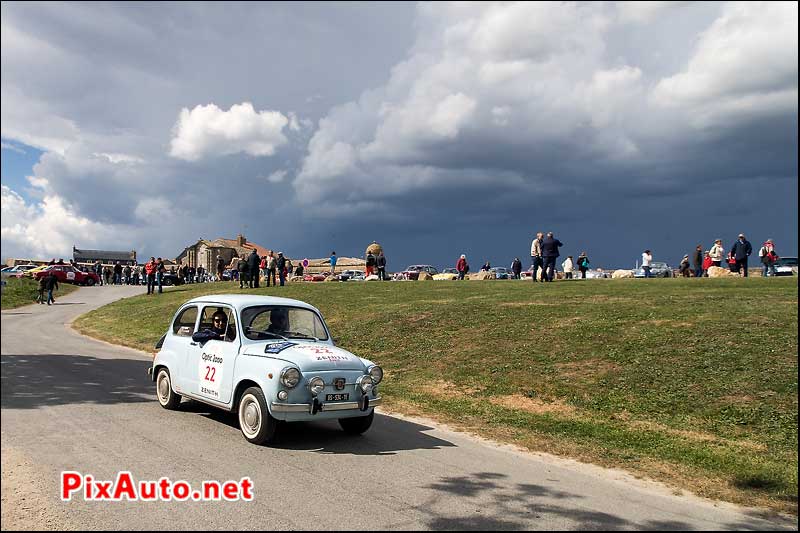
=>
[264,341,297,354]
[198,352,223,400]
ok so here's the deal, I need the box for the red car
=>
[35,265,100,286]
[400,265,439,280]
[303,272,328,282]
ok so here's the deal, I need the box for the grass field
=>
[73,277,798,512]
[1,277,79,309]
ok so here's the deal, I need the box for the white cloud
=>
[1,142,26,154]
[264,170,288,183]
[169,102,289,161]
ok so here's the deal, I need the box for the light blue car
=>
[149,295,383,445]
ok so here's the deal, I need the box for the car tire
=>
[238,387,277,445]
[85,278,95,286]
[338,410,374,434]
[156,368,181,410]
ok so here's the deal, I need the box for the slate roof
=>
[73,247,136,262]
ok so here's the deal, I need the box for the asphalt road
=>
[1,286,796,530]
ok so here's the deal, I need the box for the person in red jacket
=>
[456,254,468,280]
[145,257,157,294]
[701,251,713,277]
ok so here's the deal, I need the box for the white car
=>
[1,264,37,279]
[148,295,383,445]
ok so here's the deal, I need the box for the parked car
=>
[0,264,37,279]
[634,262,673,278]
[400,265,439,280]
[773,256,798,276]
[148,295,383,445]
[161,272,184,286]
[584,269,611,279]
[337,270,365,281]
[34,265,100,286]
[303,272,327,282]
[433,268,459,280]
[489,267,510,279]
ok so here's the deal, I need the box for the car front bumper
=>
[271,396,382,414]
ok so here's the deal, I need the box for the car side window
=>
[173,306,198,336]
[199,306,237,342]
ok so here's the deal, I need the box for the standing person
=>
[730,233,753,277]
[259,255,267,282]
[541,232,563,282]
[702,251,713,276]
[641,250,653,278]
[709,239,725,267]
[123,264,132,285]
[44,270,59,305]
[376,251,387,281]
[365,251,376,277]
[156,258,165,293]
[759,239,778,277]
[329,251,337,274]
[132,266,140,286]
[103,266,112,286]
[692,245,703,278]
[276,252,287,287]
[562,256,574,279]
[577,252,590,279]
[236,255,248,289]
[113,261,123,285]
[266,251,277,287]
[94,261,104,286]
[285,257,294,280]
[216,255,226,282]
[36,275,47,304]
[247,248,260,288]
[456,254,468,280]
[511,258,522,279]
[530,232,544,282]
[679,255,691,277]
[145,257,157,295]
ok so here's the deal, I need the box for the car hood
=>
[242,341,368,372]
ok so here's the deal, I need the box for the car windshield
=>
[405,266,422,271]
[777,257,797,267]
[241,305,329,341]
[651,262,668,268]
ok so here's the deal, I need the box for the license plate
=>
[325,393,349,402]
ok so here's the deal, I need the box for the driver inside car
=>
[267,308,289,335]
[192,310,228,344]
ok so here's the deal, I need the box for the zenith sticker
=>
[264,341,297,354]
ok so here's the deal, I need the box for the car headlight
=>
[357,375,374,394]
[308,376,325,396]
[367,365,383,385]
[280,367,302,388]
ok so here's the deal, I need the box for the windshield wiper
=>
[245,327,288,341]
[284,331,319,341]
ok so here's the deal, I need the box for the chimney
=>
[237,234,246,247]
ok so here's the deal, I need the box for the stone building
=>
[175,234,269,273]
[73,247,137,266]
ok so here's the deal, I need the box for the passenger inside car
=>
[267,308,289,334]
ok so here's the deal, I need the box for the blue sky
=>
[1,2,797,269]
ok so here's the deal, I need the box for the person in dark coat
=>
[236,255,249,289]
[730,233,753,277]
[692,245,703,278]
[577,252,590,279]
[540,232,563,282]
[511,258,522,279]
[247,249,261,288]
[376,251,387,281]
[44,271,59,305]
[275,252,287,286]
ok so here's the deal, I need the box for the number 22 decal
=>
[204,366,216,382]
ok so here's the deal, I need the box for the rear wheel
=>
[156,369,181,409]
[238,387,277,444]
[338,410,374,434]
[85,277,95,286]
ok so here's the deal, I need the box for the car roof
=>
[183,294,321,314]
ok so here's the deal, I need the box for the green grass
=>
[73,277,798,512]
[1,276,79,309]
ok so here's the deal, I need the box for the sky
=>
[1,1,797,270]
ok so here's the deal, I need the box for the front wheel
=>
[156,368,181,409]
[238,387,277,445]
[338,410,374,434]
[85,277,95,286]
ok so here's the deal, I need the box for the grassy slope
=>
[73,277,798,512]
[1,277,79,309]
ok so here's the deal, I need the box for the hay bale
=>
[469,271,496,280]
[289,276,304,283]
[417,272,433,280]
[612,269,634,279]
[324,275,339,282]
[707,266,740,278]
[365,241,383,257]
[365,274,380,281]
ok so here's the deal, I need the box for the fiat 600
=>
[148,295,383,444]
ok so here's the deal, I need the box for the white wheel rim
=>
[157,372,171,405]
[239,394,262,438]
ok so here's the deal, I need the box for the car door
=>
[187,305,240,404]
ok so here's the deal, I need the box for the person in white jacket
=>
[562,256,574,279]
[709,239,724,267]
[642,250,653,278]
